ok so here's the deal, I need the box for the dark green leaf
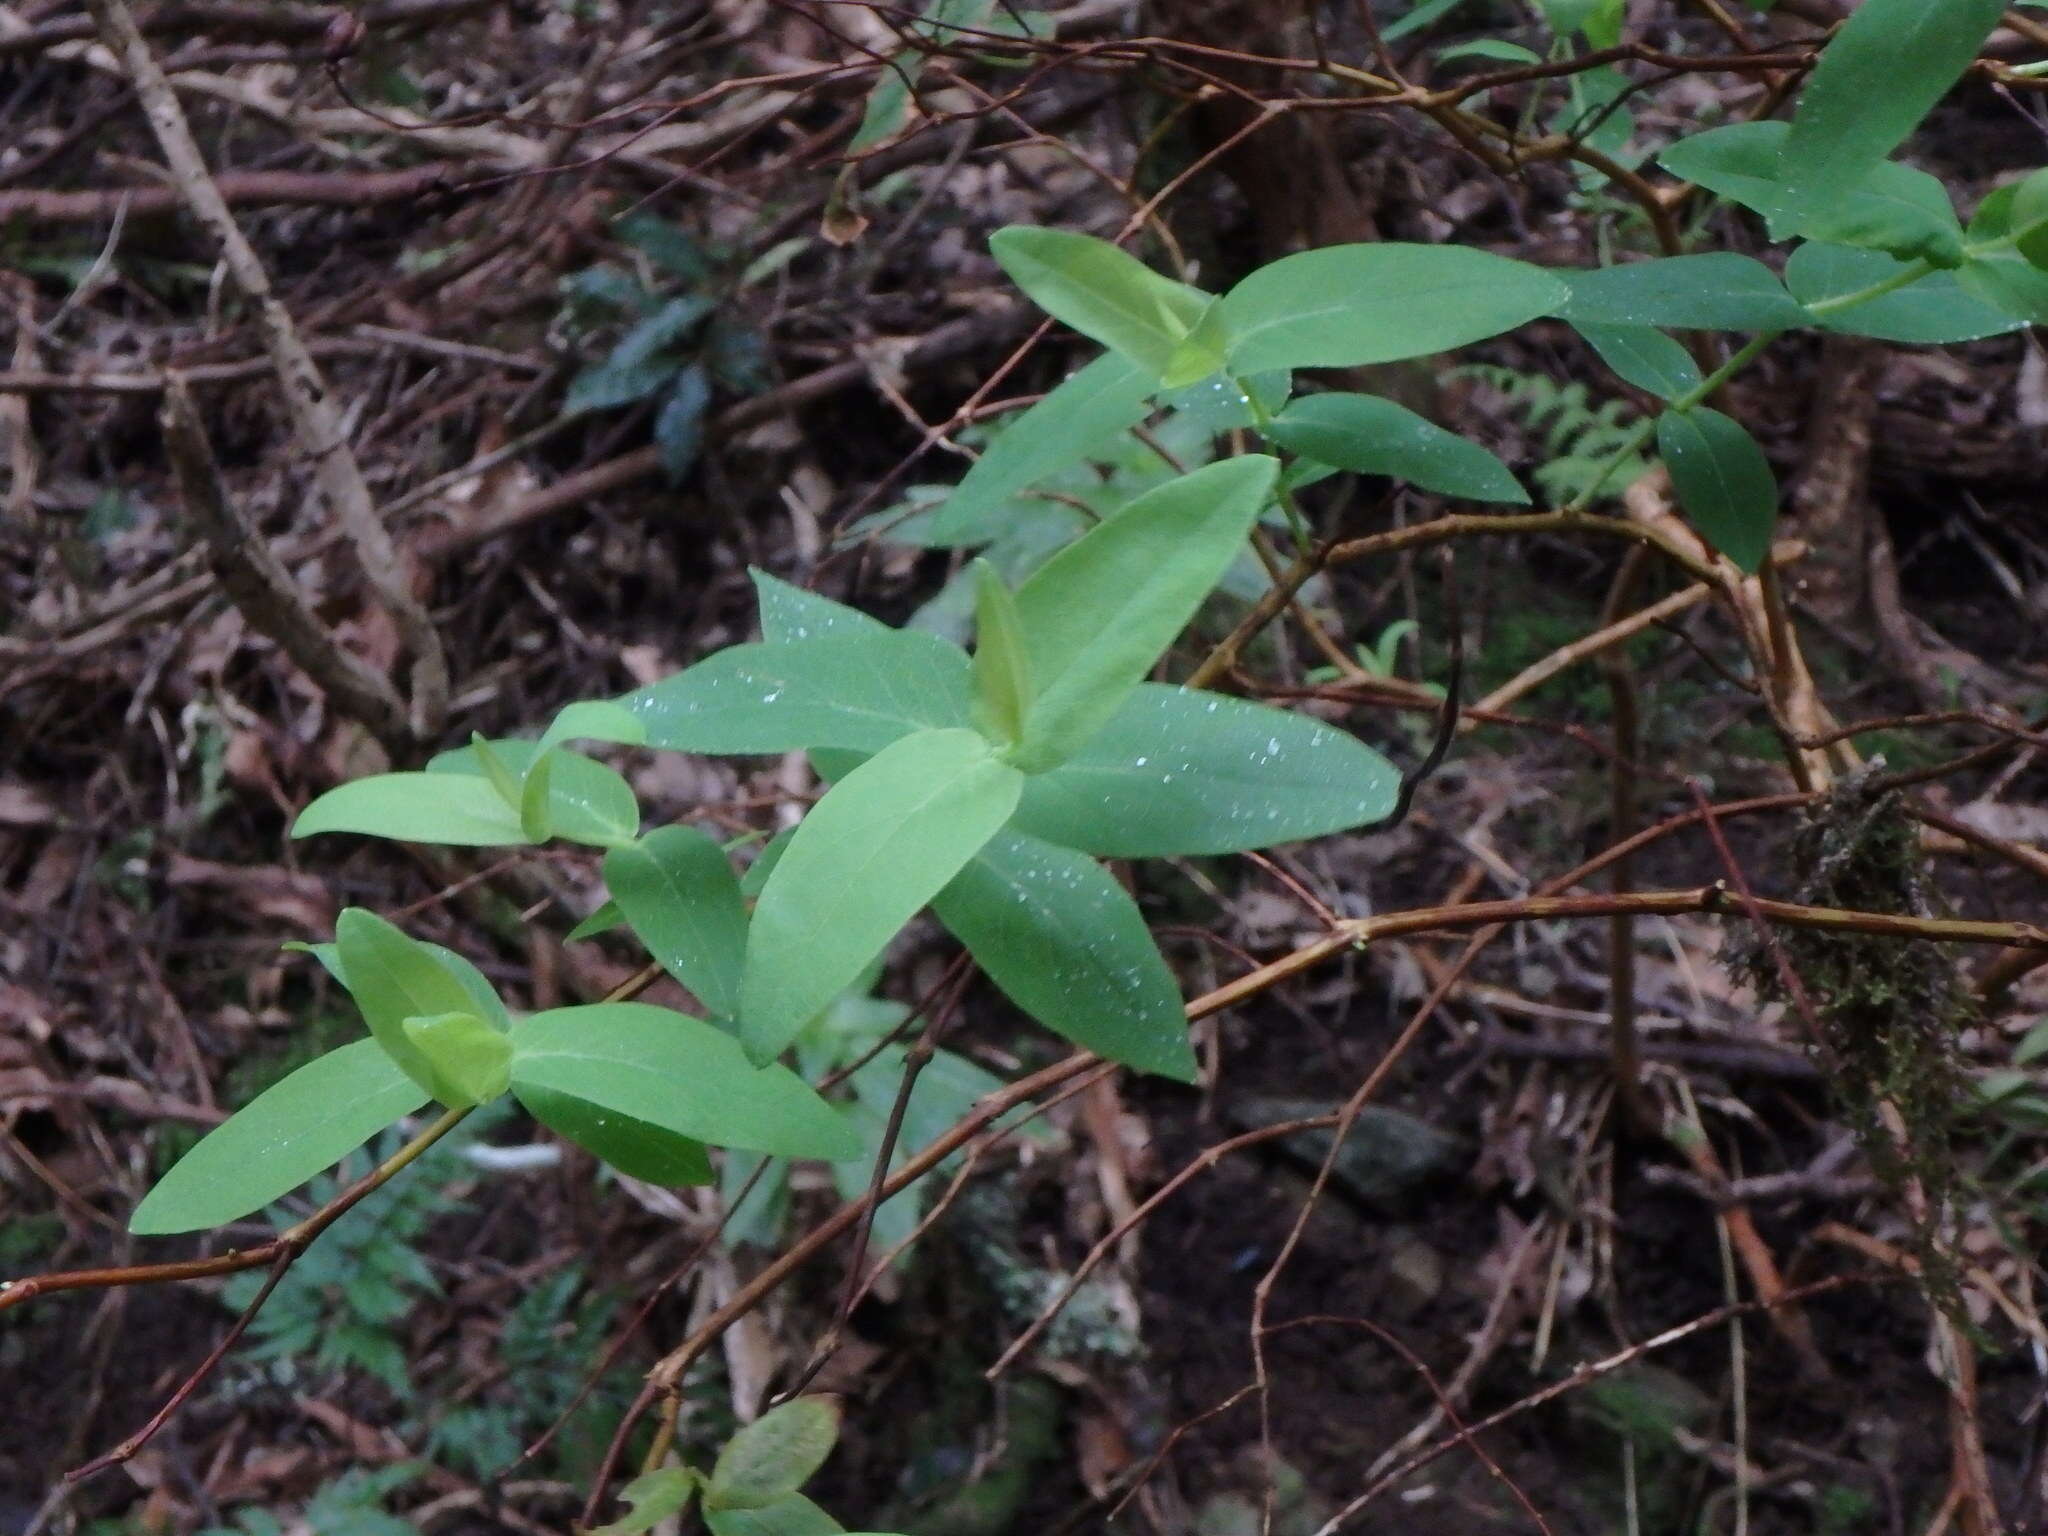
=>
[613,213,715,283]
[1785,243,2024,343]
[1572,322,1703,400]
[131,1040,427,1234]
[516,1083,714,1185]
[1655,406,1778,573]
[621,632,973,754]
[1009,684,1401,855]
[509,1003,860,1159]
[1770,0,2005,239]
[656,365,712,481]
[1558,253,1806,332]
[604,825,748,1017]
[741,728,1023,1063]
[1266,393,1527,502]
[1660,121,1965,265]
[934,827,1192,1079]
[1217,244,1567,373]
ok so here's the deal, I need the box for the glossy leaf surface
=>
[1010,455,1278,769]
[337,908,483,1095]
[1266,393,1526,502]
[131,1039,427,1234]
[1656,406,1778,573]
[1559,254,1805,333]
[1217,244,1567,373]
[1785,243,2024,343]
[293,772,525,847]
[515,1082,714,1185]
[509,1003,860,1159]
[989,227,1211,375]
[1770,0,2005,238]
[928,353,1155,544]
[604,825,749,1018]
[1572,322,1702,400]
[741,729,1022,1062]
[1009,684,1401,855]
[934,827,1192,1079]
[622,633,973,755]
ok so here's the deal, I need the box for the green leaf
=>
[1010,456,1279,771]
[1382,0,1470,38]
[429,742,641,848]
[400,1011,513,1108]
[566,294,714,414]
[847,0,999,151]
[741,728,1023,1064]
[1655,406,1778,573]
[1769,0,2005,240]
[1435,37,1541,63]
[604,826,749,1017]
[591,1469,700,1536]
[704,1496,846,1536]
[1784,243,2024,343]
[752,569,891,644]
[2015,1021,2048,1065]
[614,212,715,283]
[470,734,525,810]
[1660,121,1965,265]
[1266,393,1527,503]
[1957,252,2048,324]
[509,1003,860,1159]
[1216,244,1567,374]
[536,699,648,757]
[131,1039,427,1234]
[988,228,1212,375]
[337,908,486,1096]
[1158,297,1232,388]
[656,365,712,481]
[707,1398,843,1511]
[293,772,527,846]
[969,560,1035,747]
[1954,183,2048,322]
[516,1083,714,1185]
[927,353,1155,545]
[568,901,626,941]
[622,633,973,755]
[934,827,1191,1079]
[519,748,556,842]
[2012,167,2048,266]
[1572,322,1702,400]
[1009,683,1401,855]
[740,824,797,899]
[1558,254,1806,333]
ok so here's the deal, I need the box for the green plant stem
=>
[1563,256,1938,513]
[1239,374,1314,551]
